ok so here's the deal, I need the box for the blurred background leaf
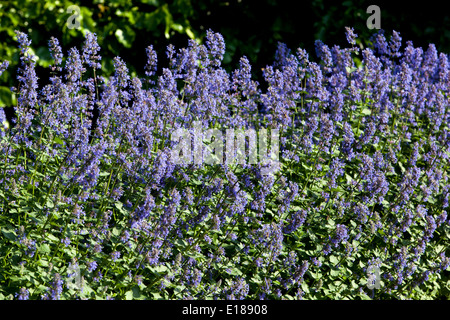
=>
[0,0,449,115]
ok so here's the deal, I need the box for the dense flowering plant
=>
[0,27,449,300]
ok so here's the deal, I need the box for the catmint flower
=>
[283,251,297,269]
[415,204,427,219]
[4,29,450,300]
[252,223,284,260]
[438,252,450,271]
[15,30,32,57]
[331,224,349,247]
[438,52,449,86]
[327,158,345,189]
[319,113,335,148]
[389,30,402,58]
[371,30,389,56]
[16,288,30,300]
[283,209,308,234]
[113,56,131,106]
[134,275,143,286]
[322,243,332,256]
[190,268,203,287]
[111,251,121,262]
[82,32,101,69]
[341,121,355,160]
[42,273,63,300]
[65,47,85,85]
[400,208,414,232]
[17,231,37,257]
[294,288,305,300]
[204,234,212,244]
[93,270,103,283]
[229,190,248,216]
[361,47,382,79]
[296,47,309,65]
[421,43,438,81]
[206,29,225,67]
[301,115,319,153]
[226,277,249,300]
[315,40,333,73]
[232,56,259,100]
[413,239,427,258]
[436,212,447,226]
[307,62,328,105]
[87,261,98,272]
[311,256,322,267]
[49,36,63,69]
[393,246,408,273]
[402,40,421,69]
[274,42,291,68]
[14,31,38,125]
[145,45,158,80]
[261,277,272,295]
[113,56,130,88]
[422,270,431,283]
[61,237,71,247]
[354,202,371,224]
[293,261,309,283]
[255,257,263,268]
[345,26,357,46]
[424,215,437,239]
[0,60,8,77]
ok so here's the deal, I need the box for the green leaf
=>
[112,227,121,236]
[398,161,406,173]
[301,281,310,293]
[125,289,133,300]
[345,173,353,185]
[115,29,126,46]
[330,268,340,277]
[46,234,59,242]
[329,255,339,265]
[171,23,184,33]
[361,108,371,115]
[114,202,123,210]
[38,243,51,254]
[141,0,159,5]
[191,179,203,185]
[53,136,64,146]
[327,218,336,227]
[185,27,195,39]
[0,86,13,107]
[37,259,49,268]
[152,292,163,299]
[360,292,372,300]
[46,199,55,208]
[36,46,52,68]
[1,226,16,241]
[345,66,357,74]
[115,27,136,48]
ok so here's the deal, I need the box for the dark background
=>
[1,0,449,118]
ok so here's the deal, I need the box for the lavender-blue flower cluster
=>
[1,27,449,300]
